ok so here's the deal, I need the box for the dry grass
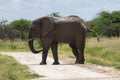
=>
[49,38,120,70]
[0,38,119,69]
[85,38,120,69]
[0,54,41,80]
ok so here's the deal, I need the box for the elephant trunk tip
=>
[32,49,43,54]
[28,38,43,54]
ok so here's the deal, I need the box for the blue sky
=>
[0,0,120,22]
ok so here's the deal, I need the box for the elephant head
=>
[28,17,55,53]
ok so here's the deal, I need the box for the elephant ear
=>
[42,17,55,37]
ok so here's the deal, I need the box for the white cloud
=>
[0,0,120,21]
[11,0,21,5]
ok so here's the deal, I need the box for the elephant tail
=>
[87,29,100,42]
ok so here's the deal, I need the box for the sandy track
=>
[1,52,120,80]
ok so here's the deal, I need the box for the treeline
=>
[86,11,120,38]
[0,19,31,41]
[0,11,120,41]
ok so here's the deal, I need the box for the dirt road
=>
[1,52,120,80]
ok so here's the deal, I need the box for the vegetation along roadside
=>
[0,54,43,80]
[0,38,119,70]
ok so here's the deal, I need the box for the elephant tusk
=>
[28,39,33,42]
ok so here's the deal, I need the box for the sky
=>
[0,0,120,22]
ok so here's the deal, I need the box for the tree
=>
[49,12,61,17]
[8,19,31,40]
[86,10,120,38]
[0,19,8,40]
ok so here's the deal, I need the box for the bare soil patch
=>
[1,52,120,80]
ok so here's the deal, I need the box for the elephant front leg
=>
[51,42,60,65]
[40,48,49,65]
[40,40,51,65]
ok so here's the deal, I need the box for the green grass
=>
[85,38,120,69]
[0,38,120,70]
[50,38,120,70]
[0,54,42,80]
[0,39,40,52]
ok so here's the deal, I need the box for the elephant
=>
[28,15,99,65]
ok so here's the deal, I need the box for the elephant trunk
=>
[28,37,42,54]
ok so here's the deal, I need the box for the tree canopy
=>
[87,10,120,38]
[0,19,31,41]
[0,11,120,41]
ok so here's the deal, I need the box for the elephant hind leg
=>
[69,44,79,63]
[77,47,85,64]
[75,40,85,64]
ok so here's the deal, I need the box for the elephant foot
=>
[52,61,60,65]
[75,61,84,64]
[40,61,47,65]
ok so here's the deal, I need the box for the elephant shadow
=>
[60,63,75,65]
[28,63,75,65]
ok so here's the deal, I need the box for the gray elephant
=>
[28,15,99,65]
